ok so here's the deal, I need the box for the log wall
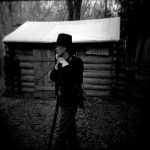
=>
[77,45,115,97]
[16,49,35,93]
[6,42,126,98]
[15,47,55,97]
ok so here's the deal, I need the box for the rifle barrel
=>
[47,96,59,150]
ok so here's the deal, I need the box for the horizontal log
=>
[84,63,112,70]
[33,57,55,62]
[83,78,112,85]
[18,56,54,62]
[20,62,34,68]
[83,70,112,78]
[86,48,109,56]
[35,87,55,91]
[18,56,34,62]
[22,87,34,92]
[21,69,34,75]
[80,55,113,64]
[16,50,33,56]
[22,82,34,87]
[21,75,34,82]
[83,84,111,90]
[85,90,110,97]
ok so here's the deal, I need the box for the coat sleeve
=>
[50,68,59,82]
[50,64,72,83]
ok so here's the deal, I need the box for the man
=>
[50,33,84,150]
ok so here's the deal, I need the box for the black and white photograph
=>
[0,0,150,150]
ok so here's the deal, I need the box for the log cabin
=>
[2,17,125,98]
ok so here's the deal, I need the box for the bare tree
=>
[66,0,82,20]
[104,0,108,17]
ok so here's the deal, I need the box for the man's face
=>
[55,45,66,59]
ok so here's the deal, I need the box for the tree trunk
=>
[66,0,74,20]
[66,0,82,20]
[105,0,108,17]
[73,0,82,20]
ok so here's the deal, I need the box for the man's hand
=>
[58,58,69,67]
[55,58,69,70]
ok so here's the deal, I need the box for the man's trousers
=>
[52,105,78,150]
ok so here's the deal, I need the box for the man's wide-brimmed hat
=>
[56,33,72,47]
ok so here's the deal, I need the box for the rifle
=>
[47,63,62,150]
[47,92,60,150]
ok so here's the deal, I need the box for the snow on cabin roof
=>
[3,17,120,44]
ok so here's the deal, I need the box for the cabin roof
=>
[3,17,120,44]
